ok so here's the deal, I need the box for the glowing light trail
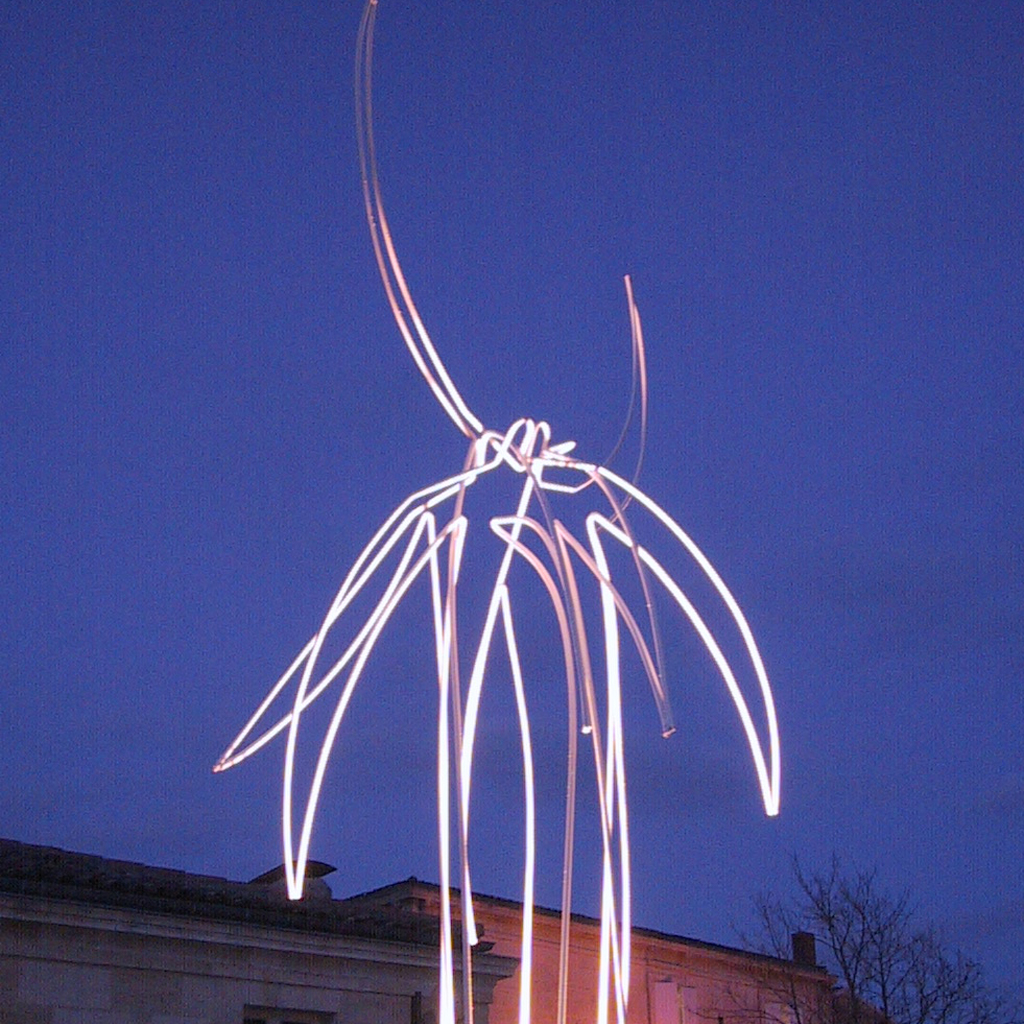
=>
[215,3,781,1023]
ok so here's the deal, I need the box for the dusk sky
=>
[2,0,1021,999]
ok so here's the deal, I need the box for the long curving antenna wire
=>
[356,0,484,439]
[601,275,649,496]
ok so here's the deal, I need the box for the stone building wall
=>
[0,840,513,1024]
[345,879,833,1024]
[0,840,830,1024]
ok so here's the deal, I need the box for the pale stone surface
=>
[19,959,112,1009]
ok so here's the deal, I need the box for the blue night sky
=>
[2,0,1021,998]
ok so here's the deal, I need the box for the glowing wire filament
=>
[215,4,781,1024]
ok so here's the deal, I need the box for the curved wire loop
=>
[355,0,483,439]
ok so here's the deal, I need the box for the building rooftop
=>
[0,837,822,978]
[0,837,443,947]
[345,876,827,976]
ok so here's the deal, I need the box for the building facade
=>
[348,879,830,1024]
[0,839,513,1024]
[0,839,829,1024]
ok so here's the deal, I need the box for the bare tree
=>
[744,858,1020,1024]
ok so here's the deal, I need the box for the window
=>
[652,980,681,1024]
[243,1007,333,1024]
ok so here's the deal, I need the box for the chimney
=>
[792,931,817,967]
[248,861,337,903]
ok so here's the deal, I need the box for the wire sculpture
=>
[215,3,780,1023]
